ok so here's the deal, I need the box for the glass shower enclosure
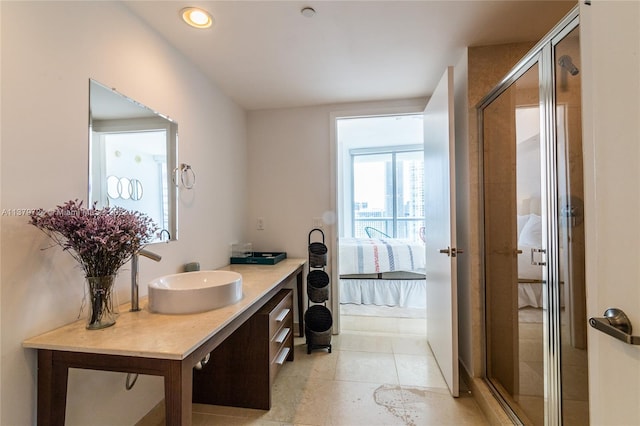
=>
[479,8,586,425]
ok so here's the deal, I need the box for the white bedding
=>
[337,218,551,309]
[339,278,426,309]
[339,238,425,275]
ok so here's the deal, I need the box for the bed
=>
[337,215,553,310]
[338,237,426,309]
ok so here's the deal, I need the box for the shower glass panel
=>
[554,27,589,425]
[484,61,545,425]
[482,10,583,424]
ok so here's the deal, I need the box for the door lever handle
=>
[439,247,464,257]
[589,308,640,345]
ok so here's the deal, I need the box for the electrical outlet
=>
[312,217,323,229]
[257,217,264,231]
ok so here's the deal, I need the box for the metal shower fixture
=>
[558,55,579,75]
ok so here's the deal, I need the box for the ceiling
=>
[124,1,576,111]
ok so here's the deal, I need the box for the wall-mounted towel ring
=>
[172,163,196,189]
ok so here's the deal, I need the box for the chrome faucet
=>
[130,249,162,312]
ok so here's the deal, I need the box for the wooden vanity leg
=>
[297,270,304,337]
[37,350,69,426]
[164,359,192,426]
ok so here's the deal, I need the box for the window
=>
[337,113,424,241]
[351,146,424,240]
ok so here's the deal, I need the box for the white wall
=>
[245,99,424,325]
[1,2,247,425]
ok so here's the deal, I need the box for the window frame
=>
[350,144,424,239]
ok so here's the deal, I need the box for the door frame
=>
[328,102,426,333]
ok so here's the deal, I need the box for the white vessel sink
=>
[148,270,243,314]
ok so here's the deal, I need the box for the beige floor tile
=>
[287,378,335,425]
[340,314,427,335]
[192,412,292,425]
[397,318,427,335]
[143,329,489,426]
[333,331,393,353]
[399,387,490,426]
[395,353,449,391]
[257,375,308,423]
[324,380,408,425]
[391,335,429,355]
[192,403,265,418]
[280,340,338,380]
[335,350,399,384]
[341,315,399,334]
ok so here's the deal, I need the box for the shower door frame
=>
[477,7,580,426]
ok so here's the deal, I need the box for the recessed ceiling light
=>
[180,7,213,29]
[301,7,316,18]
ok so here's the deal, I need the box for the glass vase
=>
[85,275,118,329]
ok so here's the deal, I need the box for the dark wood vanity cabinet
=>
[192,288,294,410]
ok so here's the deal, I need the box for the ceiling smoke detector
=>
[301,7,316,18]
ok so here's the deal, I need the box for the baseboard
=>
[459,362,515,425]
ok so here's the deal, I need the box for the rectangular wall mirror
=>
[88,79,178,243]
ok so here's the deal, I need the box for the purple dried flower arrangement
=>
[29,200,158,278]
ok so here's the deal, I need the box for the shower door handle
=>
[589,308,640,345]
[531,248,546,266]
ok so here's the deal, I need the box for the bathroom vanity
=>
[193,288,294,409]
[23,258,305,426]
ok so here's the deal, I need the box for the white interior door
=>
[582,1,640,424]
[424,66,459,397]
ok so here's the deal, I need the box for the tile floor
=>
[186,330,488,425]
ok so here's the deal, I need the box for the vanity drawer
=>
[268,291,293,339]
[264,290,294,384]
[270,322,292,363]
[270,326,294,384]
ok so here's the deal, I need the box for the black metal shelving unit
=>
[305,228,332,354]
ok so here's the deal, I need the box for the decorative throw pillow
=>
[519,214,542,247]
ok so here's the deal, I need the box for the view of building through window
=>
[337,113,424,242]
[352,148,424,240]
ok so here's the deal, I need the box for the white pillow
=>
[519,214,542,247]
[517,214,531,236]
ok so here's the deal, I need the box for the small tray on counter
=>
[230,252,287,265]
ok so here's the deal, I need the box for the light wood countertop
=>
[23,258,306,360]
